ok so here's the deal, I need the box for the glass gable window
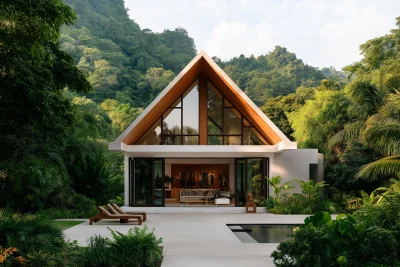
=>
[207,82,268,145]
[136,119,161,145]
[136,80,199,145]
[136,78,269,145]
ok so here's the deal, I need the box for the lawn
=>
[53,220,84,230]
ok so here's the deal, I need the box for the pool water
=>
[228,224,297,243]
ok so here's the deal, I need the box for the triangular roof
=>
[110,51,291,147]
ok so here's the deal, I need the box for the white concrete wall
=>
[270,149,319,194]
[124,154,129,206]
[123,149,320,203]
[318,153,325,182]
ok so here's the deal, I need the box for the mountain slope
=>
[61,0,196,106]
[214,46,325,105]
[61,0,333,108]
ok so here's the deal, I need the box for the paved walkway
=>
[64,214,310,267]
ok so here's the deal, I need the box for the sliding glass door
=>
[129,158,164,207]
[235,158,269,206]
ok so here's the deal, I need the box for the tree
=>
[356,92,400,179]
[0,0,91,161]
[0,0,91,210]
[101,99,142,137]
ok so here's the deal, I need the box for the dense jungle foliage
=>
[1,0,399,218]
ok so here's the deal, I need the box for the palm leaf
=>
[363,124,400,156]
[356,155,400,181]
[329,121,365,147]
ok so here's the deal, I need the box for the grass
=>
[53,220,83,230]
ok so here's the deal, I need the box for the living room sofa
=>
[180,189,219,203]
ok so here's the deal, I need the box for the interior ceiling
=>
[122,57,283,145]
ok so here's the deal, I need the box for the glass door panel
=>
[154,159,164,206]
[133,159,153,206]
[247,159,264,206]
[235,158,268,207]
[132,158,165,207]
[235,159,246,206]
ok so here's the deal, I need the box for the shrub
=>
[109,226,163,267]
[26,240,82,267]
[0,209,64,255]
[81,226,163,267]
[38,193,98,219]
[108,195,124,206]
[266,176,295,204]
[268,195,312,214]
[81,235,110,266]
[272,206,400,266]
[0,247,26,266]
[0,157,68,210]
[64,141,123,204]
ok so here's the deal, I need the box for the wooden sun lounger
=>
[89,206,142,225]
[111,203,147,221]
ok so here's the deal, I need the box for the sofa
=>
[180,189,219,203]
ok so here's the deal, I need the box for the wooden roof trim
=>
[200,51,291,143]
[113,51,291,145]
[117,54,204,144]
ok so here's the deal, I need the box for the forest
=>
[1,0,400,265]
[1,0,399,221]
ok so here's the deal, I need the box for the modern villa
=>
[109,51,323,208]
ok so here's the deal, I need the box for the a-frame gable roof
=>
[111,51,291,146]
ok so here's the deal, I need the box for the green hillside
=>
[215,46,325,105]
[61,0,196,106]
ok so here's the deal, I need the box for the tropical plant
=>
[0,209,64,255]
[81,226,163,267]
[0,157,69,211]
[348,178,400,211]
[356,92,400,179]
[108,196,125,207]
[266,176,295,204]
[81,235,111,266]
[295,180,327,203]
[272,210,400,266]
[37,193,98,219]
[66,144,123,204]
[108,226,163,267]
[0,247,26,265]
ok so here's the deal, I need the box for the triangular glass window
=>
[207,81,268,145]
[136,118,161,145]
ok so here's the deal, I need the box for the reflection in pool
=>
[228,224,298,243]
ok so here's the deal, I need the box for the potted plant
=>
[165,175,174,189]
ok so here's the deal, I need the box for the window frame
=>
[207,80,269,145]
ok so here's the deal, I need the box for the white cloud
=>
[124,0,400,69]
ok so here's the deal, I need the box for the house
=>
[109,51,323,208]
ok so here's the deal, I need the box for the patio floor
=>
[63,213,311,267]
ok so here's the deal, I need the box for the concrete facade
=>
[109,51,323,207]
[122,148,321,206]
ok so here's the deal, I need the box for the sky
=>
[124,0,400,70]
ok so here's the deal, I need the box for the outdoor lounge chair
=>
[89,206,142,225]
[111,203,147,221]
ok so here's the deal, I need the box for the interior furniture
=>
[165,189,172,199]
[184,197,208,205]
[171,188,182,201]
[215,198,230,205]
[90,206,142,225]
[180,189,219,204]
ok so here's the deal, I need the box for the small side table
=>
[246,203,257,213]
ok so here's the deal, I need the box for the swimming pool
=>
[227,224,298,243]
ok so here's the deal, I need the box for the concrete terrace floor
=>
[63,213,313,267]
